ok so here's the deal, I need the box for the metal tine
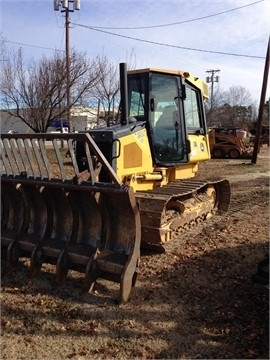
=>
[0,139,12,176]
[2,138,18,176]
[53,139,67,182]
[10,138,25,175]
[0,142,3,173]
[17,138,31,176]
[31,139,48,179]
[39,138,52,179]
[24,138,38,179]
[85,142,96,185]
[85,134,121,185]
[67,138,79,174]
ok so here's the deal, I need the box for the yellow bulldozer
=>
[1,63,230,303]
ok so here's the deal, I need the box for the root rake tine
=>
[1,132,141,303]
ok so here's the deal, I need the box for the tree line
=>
[0,35,268,133]
[0,45,122,132]
[204,85,265,131]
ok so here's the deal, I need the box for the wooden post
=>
[251,39,269,164]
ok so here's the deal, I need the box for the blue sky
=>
[0,0,269,104]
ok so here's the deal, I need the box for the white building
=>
[0,107,103,133]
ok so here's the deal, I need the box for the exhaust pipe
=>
[119,63,128,126]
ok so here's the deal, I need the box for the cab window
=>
[184,87,201,132]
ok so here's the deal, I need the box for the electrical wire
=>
[73,23,265,59]
[4,0,266,60]
[5,40,65,53]
[88,0,265,30]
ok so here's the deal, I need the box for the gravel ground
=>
[1,148,269,360]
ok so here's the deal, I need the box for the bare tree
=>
[0,48,100,132]
[0,33,7,62]
[89,54,120,125]
[205,85,224,127]
[87,52,138,126]
[220,86,253,128]
[223,85,252,107]
[205,85,256,129]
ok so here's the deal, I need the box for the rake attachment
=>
[1,133,141,304]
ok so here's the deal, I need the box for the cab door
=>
[183,83,210,162]
[149,73,189,165]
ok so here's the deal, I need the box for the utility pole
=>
[251,38,269,164]
[54,0,81,133]
[206,69,220,109]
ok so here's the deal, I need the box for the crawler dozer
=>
[76,64,230,249]
[1,63,230,302]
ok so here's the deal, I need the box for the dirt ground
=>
[1,148,269,360]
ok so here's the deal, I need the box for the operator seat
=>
[154,105,178,143]
[154,105,183,161]
[155,106,177,129]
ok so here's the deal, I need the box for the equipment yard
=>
[1,149,269,360]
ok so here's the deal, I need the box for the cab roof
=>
[127,67,209,99]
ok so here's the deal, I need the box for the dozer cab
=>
[1,63,230,303]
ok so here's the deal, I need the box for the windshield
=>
[127,71,190,165]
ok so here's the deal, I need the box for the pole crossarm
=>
[205,69,220,109]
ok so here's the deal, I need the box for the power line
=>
[87,0,265,30]
[5,40,65,53]
[73,23,265,59]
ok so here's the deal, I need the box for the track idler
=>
[1,133,141,303]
